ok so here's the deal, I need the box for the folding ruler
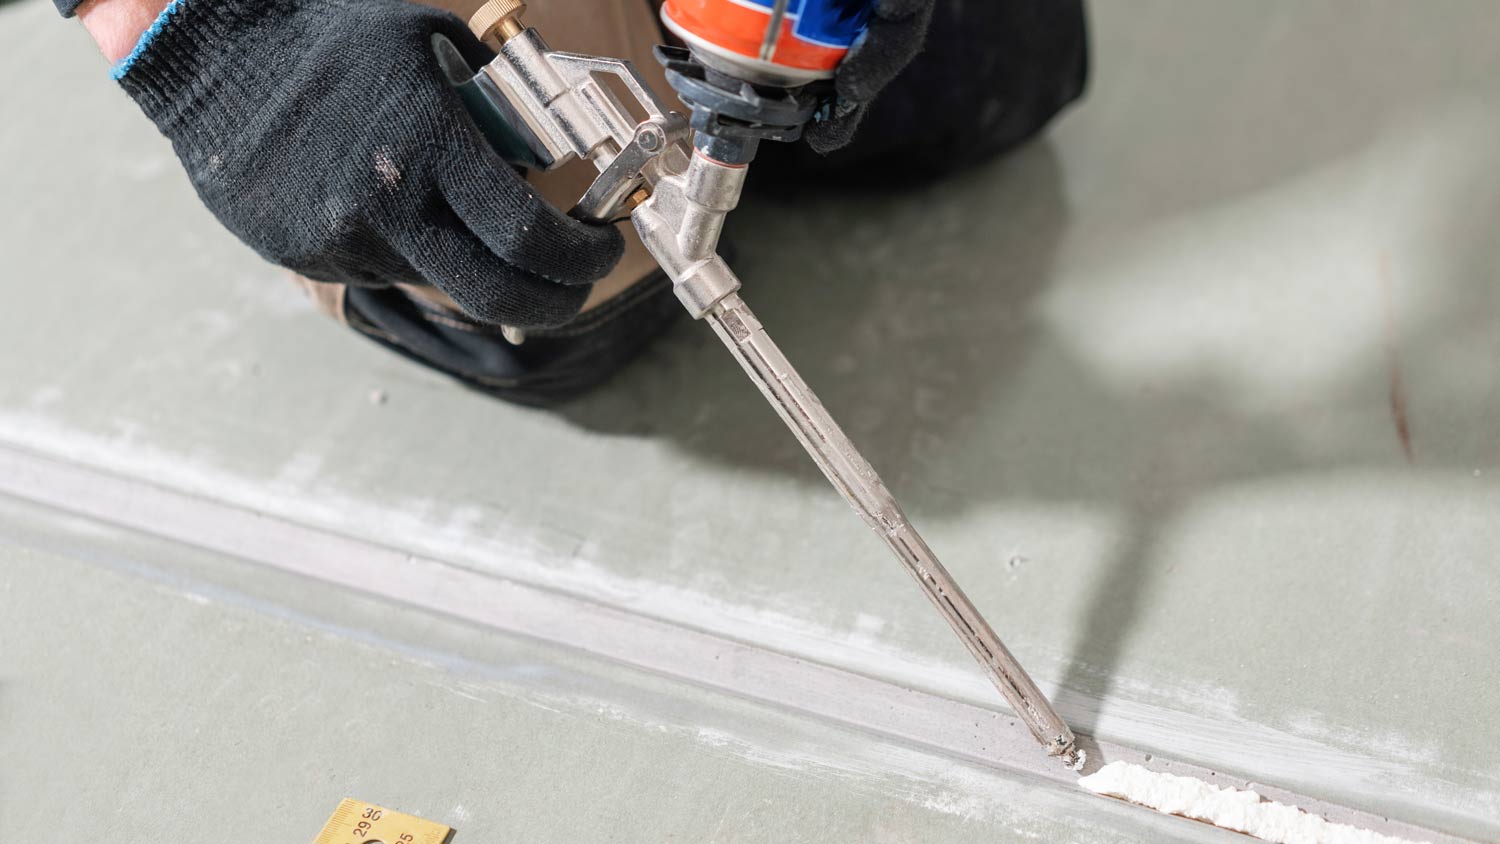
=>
[314,798,454,844]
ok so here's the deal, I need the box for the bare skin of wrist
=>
[77,0,173,63]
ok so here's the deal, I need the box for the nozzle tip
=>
[1061,746,1087,771]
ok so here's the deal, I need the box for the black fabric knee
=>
[758,0,1090,184]
[343,273,683,407]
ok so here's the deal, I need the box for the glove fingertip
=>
[564,222,627,284]
[805,104,867,155]
[447,165,626,287]
[400,215,593,328]
[459,273,592,328]
[517,224,624,286]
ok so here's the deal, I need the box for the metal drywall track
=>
[0,442,1473,844]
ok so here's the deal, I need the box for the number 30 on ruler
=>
[314,798,454,844]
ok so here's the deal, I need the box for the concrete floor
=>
[3,0,1499,841]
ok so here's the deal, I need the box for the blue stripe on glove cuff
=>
[111,0,189,81]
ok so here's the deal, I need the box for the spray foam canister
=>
[660,0,875,85]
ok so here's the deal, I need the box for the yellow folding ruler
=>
[314,798,454,844]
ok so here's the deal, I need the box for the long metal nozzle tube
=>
[703,292,1081,767]
[633,145,1079,768]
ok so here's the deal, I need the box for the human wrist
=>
[110,0,274,130]
[77,0,173,63]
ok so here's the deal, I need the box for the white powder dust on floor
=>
[1079,761,1426,844]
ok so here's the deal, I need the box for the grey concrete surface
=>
[0,495,1236,843]
[3,0,1499,840]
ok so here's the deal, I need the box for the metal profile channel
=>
[0,441,1477,844]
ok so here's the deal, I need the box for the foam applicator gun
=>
[435,0,1085,770]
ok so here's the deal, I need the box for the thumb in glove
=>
[804,0,937,154]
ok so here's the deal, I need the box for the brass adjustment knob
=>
[470,0,527,43]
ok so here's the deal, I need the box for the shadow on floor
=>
[552,112,1500,725]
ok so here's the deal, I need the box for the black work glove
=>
[115,0,624,329]
[804,0,936,154]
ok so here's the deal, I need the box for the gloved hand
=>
[804,0,936,154]
[115,0,624,328]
